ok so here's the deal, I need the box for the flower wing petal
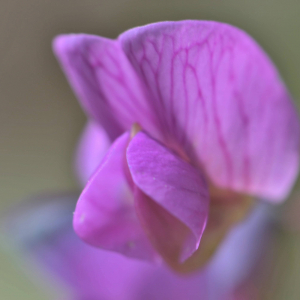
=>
[127,131,209,264]
[119,20,300,201]
[73,132,158,261]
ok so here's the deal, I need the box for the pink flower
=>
[53,21,300,271]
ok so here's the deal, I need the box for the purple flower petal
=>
[38,230,151,300]
[127,131,209,264]
[75,121,111,185]
[119,21,300,201]
[73,132,158,261]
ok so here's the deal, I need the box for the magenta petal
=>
[73,132,158,261]
[53,21,300,201]
[75,121,111,185]
[53,34,160,141]
[119,21,300,201]
[127,131,209,262]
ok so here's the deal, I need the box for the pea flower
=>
[53,21,300,271]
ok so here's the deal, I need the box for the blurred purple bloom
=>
[53,21,300,270]
[7,194,271,300]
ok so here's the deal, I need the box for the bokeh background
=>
[1,0,300,299]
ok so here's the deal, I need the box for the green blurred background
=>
[1,0,300,298]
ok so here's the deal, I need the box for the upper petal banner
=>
[119,21,300,201]
[54,21,300,202]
